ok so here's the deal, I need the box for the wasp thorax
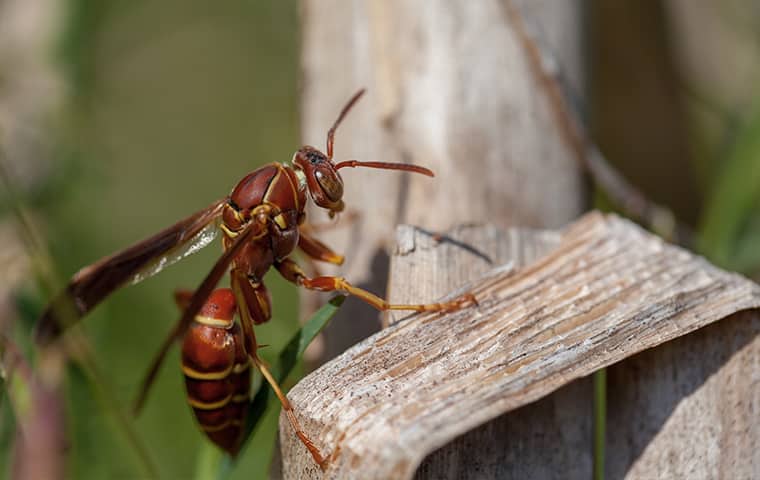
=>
[293,146,345,212]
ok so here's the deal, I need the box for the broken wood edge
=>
[279,211,760,479]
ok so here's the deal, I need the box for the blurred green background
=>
[3,1,300,478]
[1,1,759,479]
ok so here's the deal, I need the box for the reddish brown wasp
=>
[35,89,476,468]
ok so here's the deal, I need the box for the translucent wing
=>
[35,199,226,344]
[127,217,220,285]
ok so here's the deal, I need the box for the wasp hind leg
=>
[230,269,327,470]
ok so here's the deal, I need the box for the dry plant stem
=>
[2,338,66,480]
[386,225,560,326]
[280,212,760,479]
[504,0,692,245]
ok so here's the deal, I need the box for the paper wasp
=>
[35,89,476,468]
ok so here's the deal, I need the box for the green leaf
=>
[195,295,345,480]
[193,442,225,480]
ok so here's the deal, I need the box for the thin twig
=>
[503,0,693,245]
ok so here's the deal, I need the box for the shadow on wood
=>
[417,378,592,479]
[607,310,760,478]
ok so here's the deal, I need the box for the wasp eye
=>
[315,169,343,202]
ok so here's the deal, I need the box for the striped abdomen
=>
[181,289,251,455]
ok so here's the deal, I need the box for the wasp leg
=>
[298,230,344,266]
[275,258,477,313]
[230,269,327,470]
[174,289,194,311]
[229,270,266,355]
[298,211,361,274]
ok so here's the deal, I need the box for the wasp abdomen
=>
[181,289,251,456]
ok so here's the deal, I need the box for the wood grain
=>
[280,212,760,478]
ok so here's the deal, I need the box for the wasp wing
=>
[133,220,263,414]
[35,199,226,344]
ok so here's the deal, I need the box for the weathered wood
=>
[607,311,760,479]
[416,378,592,480]
[280,212,760,478]
[298,0,586,361]
[388,224,591,479]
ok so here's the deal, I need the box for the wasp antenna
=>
[334,160,434,177]
[327,89,366,159]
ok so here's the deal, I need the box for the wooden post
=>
[298,0,586,360]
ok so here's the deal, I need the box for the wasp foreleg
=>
[297,230,344,266]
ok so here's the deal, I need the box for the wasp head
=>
[293,146,345,216]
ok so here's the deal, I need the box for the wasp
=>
[35,90,476,468]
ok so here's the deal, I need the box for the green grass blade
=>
[272,294,347,382]
[193,442,225,480]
